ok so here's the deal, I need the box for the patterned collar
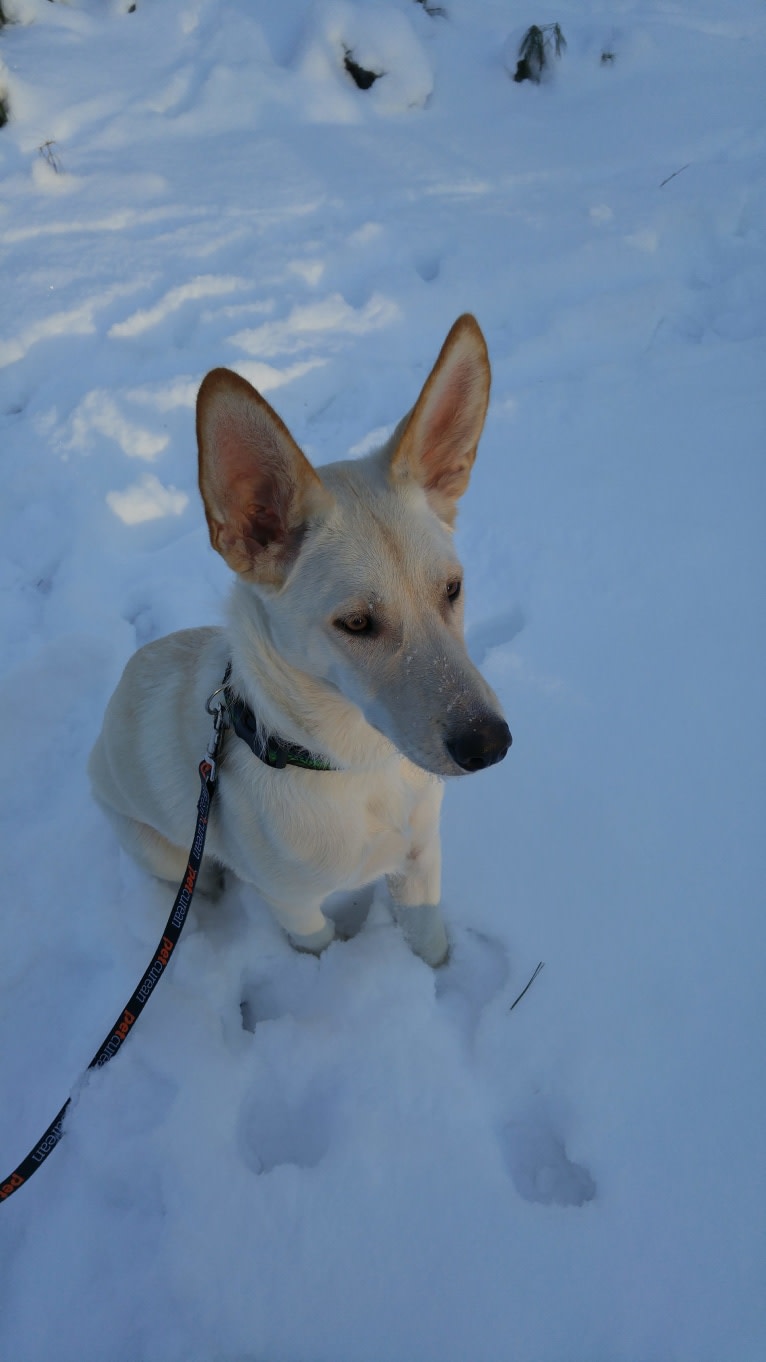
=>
[223,684,337,772]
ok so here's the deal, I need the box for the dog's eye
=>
[336,613,373,635]
[446,579,462,602]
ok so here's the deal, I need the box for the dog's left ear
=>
[390,314,491,525]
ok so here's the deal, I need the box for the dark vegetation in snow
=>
[343,46,382,90]
[513,22,567,84]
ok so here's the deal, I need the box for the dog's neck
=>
[224,581,400,773]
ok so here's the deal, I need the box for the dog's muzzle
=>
[446,716,512,773]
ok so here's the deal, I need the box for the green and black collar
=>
[223,680,336,772]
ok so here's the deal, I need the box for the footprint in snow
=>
[437,932,595,1208]
[499,1099,597,1208]
[435,927,510,1044]
[237,951,338,1174]
[238,1075,335,1175]
[239,954,318,1033]
[239,886,374,1033]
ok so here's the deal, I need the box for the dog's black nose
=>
[446,717,512,772]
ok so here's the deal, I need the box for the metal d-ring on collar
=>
[207,664,336,773]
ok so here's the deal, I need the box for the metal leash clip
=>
[204,669,232,780]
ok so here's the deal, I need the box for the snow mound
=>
[293,0,433,119]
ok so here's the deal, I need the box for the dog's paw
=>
[288,919,336,955]
[395,903,449,968]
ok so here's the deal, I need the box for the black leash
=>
[0,697,228,1206]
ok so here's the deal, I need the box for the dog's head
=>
[196,315,511,777]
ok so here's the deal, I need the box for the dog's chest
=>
[224,751,434,896]
[299,762,425,889]
[341,769,420,881]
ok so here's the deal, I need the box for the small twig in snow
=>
[659,163,690,189]
[38,140,62,172]
[509,960,545,1011]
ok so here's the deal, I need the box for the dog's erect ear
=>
[390,315,491,526]
[197,368,330,584]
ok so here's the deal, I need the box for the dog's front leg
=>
[387,778,448,967]
[264,894,336,955]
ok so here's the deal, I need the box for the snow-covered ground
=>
[1,2,764,1359]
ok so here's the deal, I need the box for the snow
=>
[0,1,764,1359]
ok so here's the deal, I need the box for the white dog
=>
[89,315,511,966]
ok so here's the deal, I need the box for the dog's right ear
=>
[197,368,331,585]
